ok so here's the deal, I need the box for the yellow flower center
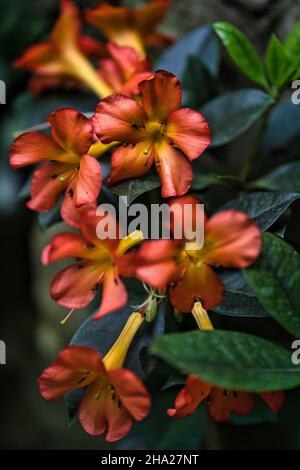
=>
[145,121,166,144]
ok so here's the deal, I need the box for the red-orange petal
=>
[108,141,154,185]
[51,0,80,50]
[169,262,224,312]
[92,93,147,144]
[73,155,102,207]
[41,232,93,266]
[134,0,171,34]
[50,262,105,309]
[93,272,127,319]
[167,374,211,418]
[13,43,63,75]
[156,141,193,198]
[204,210,262,269]
[85,3,131,39]
[166,108,211,160]
[208,388,255,422]
[139,70,182,122]
[168,195,207,238]
[9,132,65,168]
[49,108,93,156]
[259,391,285,413]
[27,162,72,212]
[38,345,105,401]
[108,368,151,421]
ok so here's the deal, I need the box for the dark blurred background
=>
[1,0,300,450]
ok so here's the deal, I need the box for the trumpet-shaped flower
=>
[14,0,113,98]
[136,195,262,312]
[92,71,211,198]
[42,206,143,319]
[86,0,173,58]
[168,374,285,422]
[38,312,151,441]
[10,108,103,228]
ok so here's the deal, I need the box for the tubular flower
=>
[14,0,113,98]
[167,302,285,422]
[38,312,151,442]
[98,43,153,98]
[42,206,144,319]
[92,71,211,198]
[85,0,173,59]
[9,108,103,228]
[136,195,262,312]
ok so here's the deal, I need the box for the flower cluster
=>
[10,0,286,443]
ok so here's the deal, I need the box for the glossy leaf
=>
[251,161,300,192]
[201,89,274,147]
[151,329,300,391]
[213,22,268,87]
[265,34,296,88]
[244,232,300,337]
[108,176,161,206]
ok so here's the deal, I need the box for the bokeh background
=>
[1,0,300,450]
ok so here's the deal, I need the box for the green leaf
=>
[107,176,161,205]
[151,329,300,391]
[182,55,217,107]
[211,270,269,317]
[38,201,62,230]
[285,20,300,57]
[221,191,300,230]
[191,173,244,191]
[118,389,204,450]
[156,25,220,79]
[213,22,268,87]
[244,232,300,337]
[265,34,296,88]
[251,161,300,192]
[201,89,274,147]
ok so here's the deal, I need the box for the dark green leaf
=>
[251,161,300,192]
[118,389,204,450]
[213,22,268,87]
[156,25,220,79]
[220,191,300,230]
[151,329,300,391]
[191,173,244,191]
[244,232,300,337]
[38,201,62,230]
[201,89,274,147]
[211,270,268,317]
[107,176,161,205]
[182,56,217,107]
[265,34,296,88]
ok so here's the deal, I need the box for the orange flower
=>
[14,0,113,98]
[9,108,105,227]
[92,71,211,198]
[86,0,173,58]
[98,43,153,98]
[38,312,151,441]
[136,195,262,312]
[42,206,144,319]
[168,374,285,422]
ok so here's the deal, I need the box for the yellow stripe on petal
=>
[192,301,214,331]
[116,230,144,256]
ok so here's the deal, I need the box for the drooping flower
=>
[98,43,153,98]
[136,195,262,312]
[9,107,105,228]
[168,374,285,422]
[14,0,113,98]
[85,0,173,58]
[167,302,285,422]
[92,71,211,198]
[42,206,144,319]
[38,312,151,441]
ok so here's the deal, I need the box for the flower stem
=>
[192,302,214,331]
